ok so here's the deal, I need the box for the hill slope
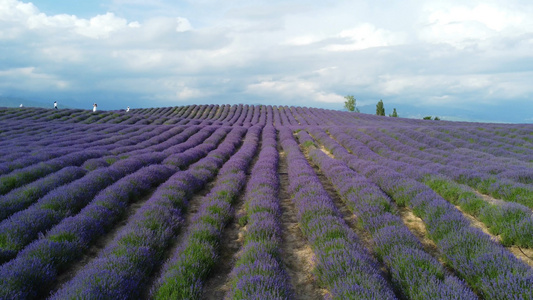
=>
[0,104,532,300]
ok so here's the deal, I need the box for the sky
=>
[1,0,533,123]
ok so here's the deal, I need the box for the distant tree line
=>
[344,96,398,117]
[343,96,441,120]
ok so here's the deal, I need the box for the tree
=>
[376,99,385,116]
[344,95,359,112]
[389,108,398,117]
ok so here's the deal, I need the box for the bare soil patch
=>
[397,207,442,262]
[278,149,326,300]
[320,145,335,158]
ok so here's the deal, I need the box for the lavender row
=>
[0,164,175,299]
[376,126,533,186]
[50,128,248,299]
[375,128,533,210]
[151,126,261,299]
[163,127,232,169]
[160,126,216,156]
[227,126,292,299]
[338,126,533,209]
[0,122,157,175]
[1,124,224,264]
[0,166,87,222]
[0,152,167,264]
[430,126,533,162]
[280,127,397,299]
[303,131,476,299]
[107,126,183,154]
[120,125,202,157]
[320,127,533,299]
[425,176,533,248]
[311,127,533,249]
[0,149,107,195]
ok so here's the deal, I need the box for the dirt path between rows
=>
[278,149,325,300]
[200,186,247,299]
[201,139,262,299]
[397,207,444,264]
[141,180,216,299]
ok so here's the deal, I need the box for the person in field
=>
[126,106,130,112]
[19,104,23,108]
[93,103,97,112]
[54,101,58,109]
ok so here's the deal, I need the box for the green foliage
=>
[343,95,359,112]
[376,99,385,116]
[423,116,432,120]
[389,108,398,117]
[302,140,316,148]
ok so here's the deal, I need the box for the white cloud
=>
[1,0,532,122]
[246,78,344,104]
[41,46,84,62]
[419,3,533,49]
[72,13,129,39]
[375,72,533,105]
[175,17,192,32]
[284,34,323,46]
[324,23,406,52]
[0,67,69,89]
[176,86,208,99]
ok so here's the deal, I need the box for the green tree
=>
[423,116,432,120]
[376,99,385,116]
[389,108,398,117]
[344,95,359,112]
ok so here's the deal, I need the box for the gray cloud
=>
[1,0,532,122]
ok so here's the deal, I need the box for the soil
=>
[320,145,335,158]
[397,207,443,263]
[201,139,262,299]
[200,186,247,300]
[278,149,326,300]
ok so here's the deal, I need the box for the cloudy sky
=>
[1,0,532,123]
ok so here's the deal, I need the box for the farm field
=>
[1,104,532,299]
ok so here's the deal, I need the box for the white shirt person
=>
[93,103,97,112]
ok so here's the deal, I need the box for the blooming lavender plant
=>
[0,150,107,195]
[320,127,533,298]
[152,126,261,299]
[227,126,292,299]
[279,127,397,299]
[304,134,477,299]
[0,166,87,222]
[0,165,175,299]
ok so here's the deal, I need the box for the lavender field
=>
[1,104,532,299]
